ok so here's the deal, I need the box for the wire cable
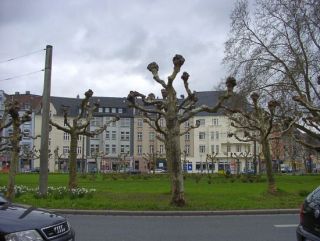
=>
[0,49,45,64]
[0,69,44,82]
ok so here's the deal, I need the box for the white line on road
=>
[274,224,298,228]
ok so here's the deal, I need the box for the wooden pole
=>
[39,45,52,196]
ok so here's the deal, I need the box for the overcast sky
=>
[0,0,237,98]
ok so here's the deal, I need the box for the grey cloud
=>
[0,0,237,97]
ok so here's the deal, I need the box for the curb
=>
[51,208,299,216]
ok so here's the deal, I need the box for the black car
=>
[0,195,75,241]
[297,186,320,241]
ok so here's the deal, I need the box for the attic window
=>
[98,108,103,113]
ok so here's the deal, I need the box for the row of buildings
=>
[1,89,263,174]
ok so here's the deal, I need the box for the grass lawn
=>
[0,173,319,211]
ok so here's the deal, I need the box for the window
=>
[211,132,215,140]
[121,145,125,153]
[105,131,110,140]
[23,129,30,139]
[137,119,143,127]
[112,145,116,154]
[149,145,154,154]
[199,145,206,153]
[237,144,241,152]
[185,145,190,155]
[91,117,101,127]
[98,108,103,113]
[184,121,190,128]
[105,108,110,113]
[112,108,116,113]
[90,144,99,156]
[125,132,130,141]
[121,132,125,141]
[149,132,155,141]
[105,144,110,154]
[197,119,205,126]
[137,132,142,141]
[138,145,142,155]
[125,145,130,153]
[199,132,206,140]
[112,131,116,140]
[227,145,231,153]
[216,145,220,153]
[77,146,82,154]
[160,145,164,154]
[212,118,219,126]
[211,145,215,153]
[185,132,190,141]
[118,108,123,114]
[120,118,130,127]
[63,146,69,154]
[63,132,70,141]
[216,131,219,139]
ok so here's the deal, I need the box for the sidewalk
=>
[51,208,299,216]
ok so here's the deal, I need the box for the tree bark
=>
[166,130,185,206]
[262,139,276,194]
[68,133,78,189]
[6,120,20,201]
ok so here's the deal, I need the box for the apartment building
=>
[0,91,42,172]
[87,97,134,172]
[190,91,257,174]
[0,89,258,174]
[131,91,257,174]
[33,95,134,173]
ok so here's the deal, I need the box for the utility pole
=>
[39,45,52,196]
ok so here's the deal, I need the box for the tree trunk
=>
[68,133,78,189]
[6,121,20,201]
[166,128,185,206]
[262,139,276,194]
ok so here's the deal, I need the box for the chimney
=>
[26,91,30,95]
[76,94,80,99]
[15,91,19,95]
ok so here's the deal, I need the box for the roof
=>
[5,93,42,112]
[50,95,133,118]
[195,91,246,116]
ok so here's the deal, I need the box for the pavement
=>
[51,208,300,216]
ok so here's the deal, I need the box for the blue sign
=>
[187,163,192,171]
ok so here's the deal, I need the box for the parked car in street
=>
[0,194,75,241]
[297,186,320,241]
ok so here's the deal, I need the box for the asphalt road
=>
[66,213,299,241]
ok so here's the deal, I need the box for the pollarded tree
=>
[127,55,236,206]
[49,90,119,189]
[0,100,31,201]
[224,92,293,193]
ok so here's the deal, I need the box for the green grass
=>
[0,173,319,211]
